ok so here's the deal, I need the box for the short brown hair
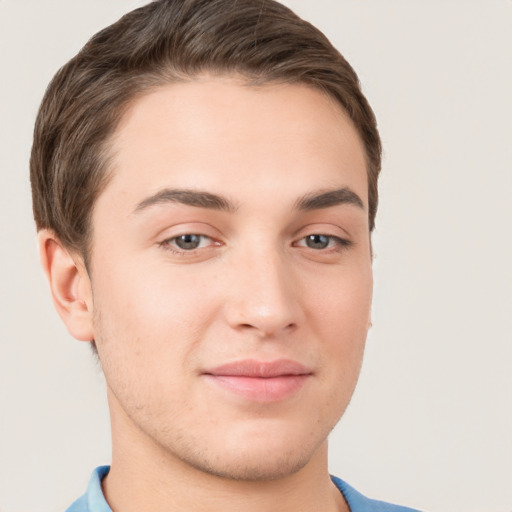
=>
[30,0,381,262]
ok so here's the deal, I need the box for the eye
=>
[162,234,213,252]
[295,234,352,251]
[305,234,330,250]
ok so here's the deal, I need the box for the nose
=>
[223,245,304,338]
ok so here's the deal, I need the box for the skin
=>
[40,77,373,512]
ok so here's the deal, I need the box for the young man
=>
[31,1,421,511]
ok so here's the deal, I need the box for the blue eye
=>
[297,234,352,251]
[162,234,213,252]
[305,234,330,249]
[174,234,202,250]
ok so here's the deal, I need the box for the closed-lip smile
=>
[202,359,313,402]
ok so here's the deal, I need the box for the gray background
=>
[0,1,511,511]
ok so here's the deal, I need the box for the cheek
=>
[94,255,206,328]
[304,264,372,381]
[302,270,371,438]
[307,263,372,333]
[90,258,223,380]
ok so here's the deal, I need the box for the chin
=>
[164,421,329,482]
[183,446,314,482]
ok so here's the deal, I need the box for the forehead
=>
[100,77,368,214]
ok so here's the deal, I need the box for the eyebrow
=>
[294,187,365,211]
[132,186,364,215]
[133,188,238,214]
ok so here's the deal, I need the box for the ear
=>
[38,229,94,342]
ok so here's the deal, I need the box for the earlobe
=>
[38,230,94,342]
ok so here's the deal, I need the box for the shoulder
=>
[331,476,423,512]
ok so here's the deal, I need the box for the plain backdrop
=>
[0,1,511,511]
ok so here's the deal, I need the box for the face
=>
[87,77,372,480]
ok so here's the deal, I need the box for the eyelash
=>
[159,234,215,254]
[159,233,353,255]
[294,234,353,252]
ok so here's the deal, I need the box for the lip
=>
[202,359,313,403]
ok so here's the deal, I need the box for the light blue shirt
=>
[66,466,422,512]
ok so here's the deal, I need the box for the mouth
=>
[202,359,313,403]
